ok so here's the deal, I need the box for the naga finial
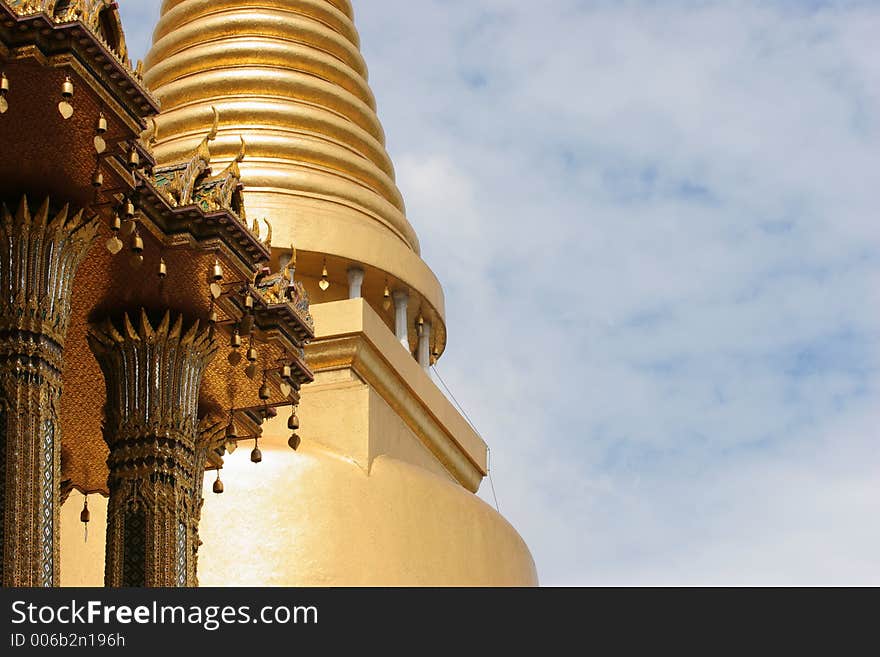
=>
[148,117,159,146]
[283,244,296,281]
[262,218,273,249]
[234,136,246,163]
[207,105,220,142]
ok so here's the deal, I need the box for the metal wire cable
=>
[431,365,501,513]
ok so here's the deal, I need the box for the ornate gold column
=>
[88,311,216,587]
[0,197,97,587]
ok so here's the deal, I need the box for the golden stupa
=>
[0,0,535,587]
[138,0,536,586]
[144,0,444,332]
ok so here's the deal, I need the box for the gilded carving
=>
[0,1,316,588]
[0,196,98,586]
[151,112,266,245]
[7,1,130,63]
[88,310,216,587]
[254,249,314,332]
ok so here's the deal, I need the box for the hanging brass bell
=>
[58,79,74,119]
[208,309,218,324]
[230,331,242,349]
[158,258,167,279]
[288,433,301,451]
[244,295,254,310]
[225,418,237,439]
[96,126,107,152]
[80,498,90,524]
[288,412,299,431]
[319,262,330,292]
[281,364,292,381]
[250,444,262,463]
[91,169,103,187]
[110,214,121,232]
[259,382,271,400]
[212,474,224,495]
[211,259,223,281]
[128,147,140,170]
[124,199,135,219]
[246,346,258,362]
[131,232,144,253]
[382,283,392,311]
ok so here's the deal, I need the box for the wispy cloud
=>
[120,0,880,585]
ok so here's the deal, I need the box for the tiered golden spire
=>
[143,0,446,344]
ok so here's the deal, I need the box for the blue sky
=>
[120,1,880,585]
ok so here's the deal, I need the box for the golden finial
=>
[234,135,246,162]
[262,218,272,248]
[148,117,159,146]
[282,244,297,282]
[194,106,220,165]
[217,136,247,181]
[208,105,220,142]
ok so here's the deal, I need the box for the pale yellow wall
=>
[197,420,537,586]
[298,365,455,481]
[61,414,537,587]
[368,387,454,481]
[60,492,106,587]
[298,368,373,471]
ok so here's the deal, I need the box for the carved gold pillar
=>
[0,197,97,587]
[88,311,216,587]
